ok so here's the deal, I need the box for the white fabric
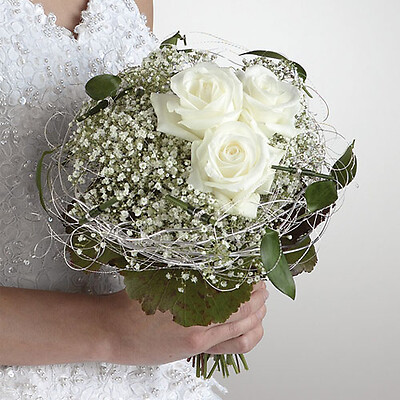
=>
[0,0,226,398]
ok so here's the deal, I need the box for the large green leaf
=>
[283,236,318,276]
[85,74,122,101]
[122,269,253,327]
[331,140,357,189]
[260,228,296,300]
[305,180,338,213]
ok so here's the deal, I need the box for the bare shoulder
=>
[134,0,153,30]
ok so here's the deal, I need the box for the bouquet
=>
[37,32,357,379]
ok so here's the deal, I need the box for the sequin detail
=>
[0,0,225,398]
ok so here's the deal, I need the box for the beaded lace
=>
[0,0,226,398]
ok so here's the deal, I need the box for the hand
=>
[99,282,268,366]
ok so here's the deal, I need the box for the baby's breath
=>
[56,47,328,290]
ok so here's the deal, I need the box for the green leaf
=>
[331,140,357,188]
[260,228,296,300]
[283,236,318,276]
[292,61,307,81]
[281,205,331,244]
[160,31,187,48]
[76,99,109,122]
[240,50,307,81]
[305,180,338,213]
[122,269,253,327]
[85,74,122,101]
[240,50,287,60]
[36,148,57,212]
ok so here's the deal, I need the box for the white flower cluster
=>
[61,45,326,289]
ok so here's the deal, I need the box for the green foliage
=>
[283,236,318,276]
[160,31,187,47]
[260,228,296,300]
[240,50,307,81]
[85,74,122,101]
[122,269,253,327]
[331,140,357,188]
[77,99,109,122]
[305,180,338,213]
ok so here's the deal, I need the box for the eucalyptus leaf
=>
[284,236,318,276]
[85,74,122,101]
[305,180,338,213]
[122,269,253,327]
[331,140,357,188]
[260,228,296,300]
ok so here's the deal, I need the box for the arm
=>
[0,282,267,366]
[0,286,108,365]
[135,0,154,30]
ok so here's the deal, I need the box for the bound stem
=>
[190,353,249,379]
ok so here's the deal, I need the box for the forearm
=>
[0,286,109,366]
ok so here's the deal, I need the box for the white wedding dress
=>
[0,0,226,398]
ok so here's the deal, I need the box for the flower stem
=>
[239,354,249,370]
[190,353,248,379]
[196,354,201,378]
[272,165,334,181]
[79,196,119,224]
[206,357,219,379]
[165,194,215,224]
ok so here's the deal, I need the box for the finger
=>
[206,324,264,355]
[205,282,267,330]
[224,286,268,324]
[252,281,266,293]
[205,304,267,349]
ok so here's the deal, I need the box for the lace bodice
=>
[0,0,225,398]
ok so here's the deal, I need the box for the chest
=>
[28,0,90,34]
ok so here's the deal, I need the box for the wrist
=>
[87,294,116,363]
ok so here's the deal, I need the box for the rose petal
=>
[150,93,199,141]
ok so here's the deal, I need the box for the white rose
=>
[189,121,284,218]
[150,62,243,142]
[238,65,301,140]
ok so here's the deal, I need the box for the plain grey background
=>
[154,1,400,399]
